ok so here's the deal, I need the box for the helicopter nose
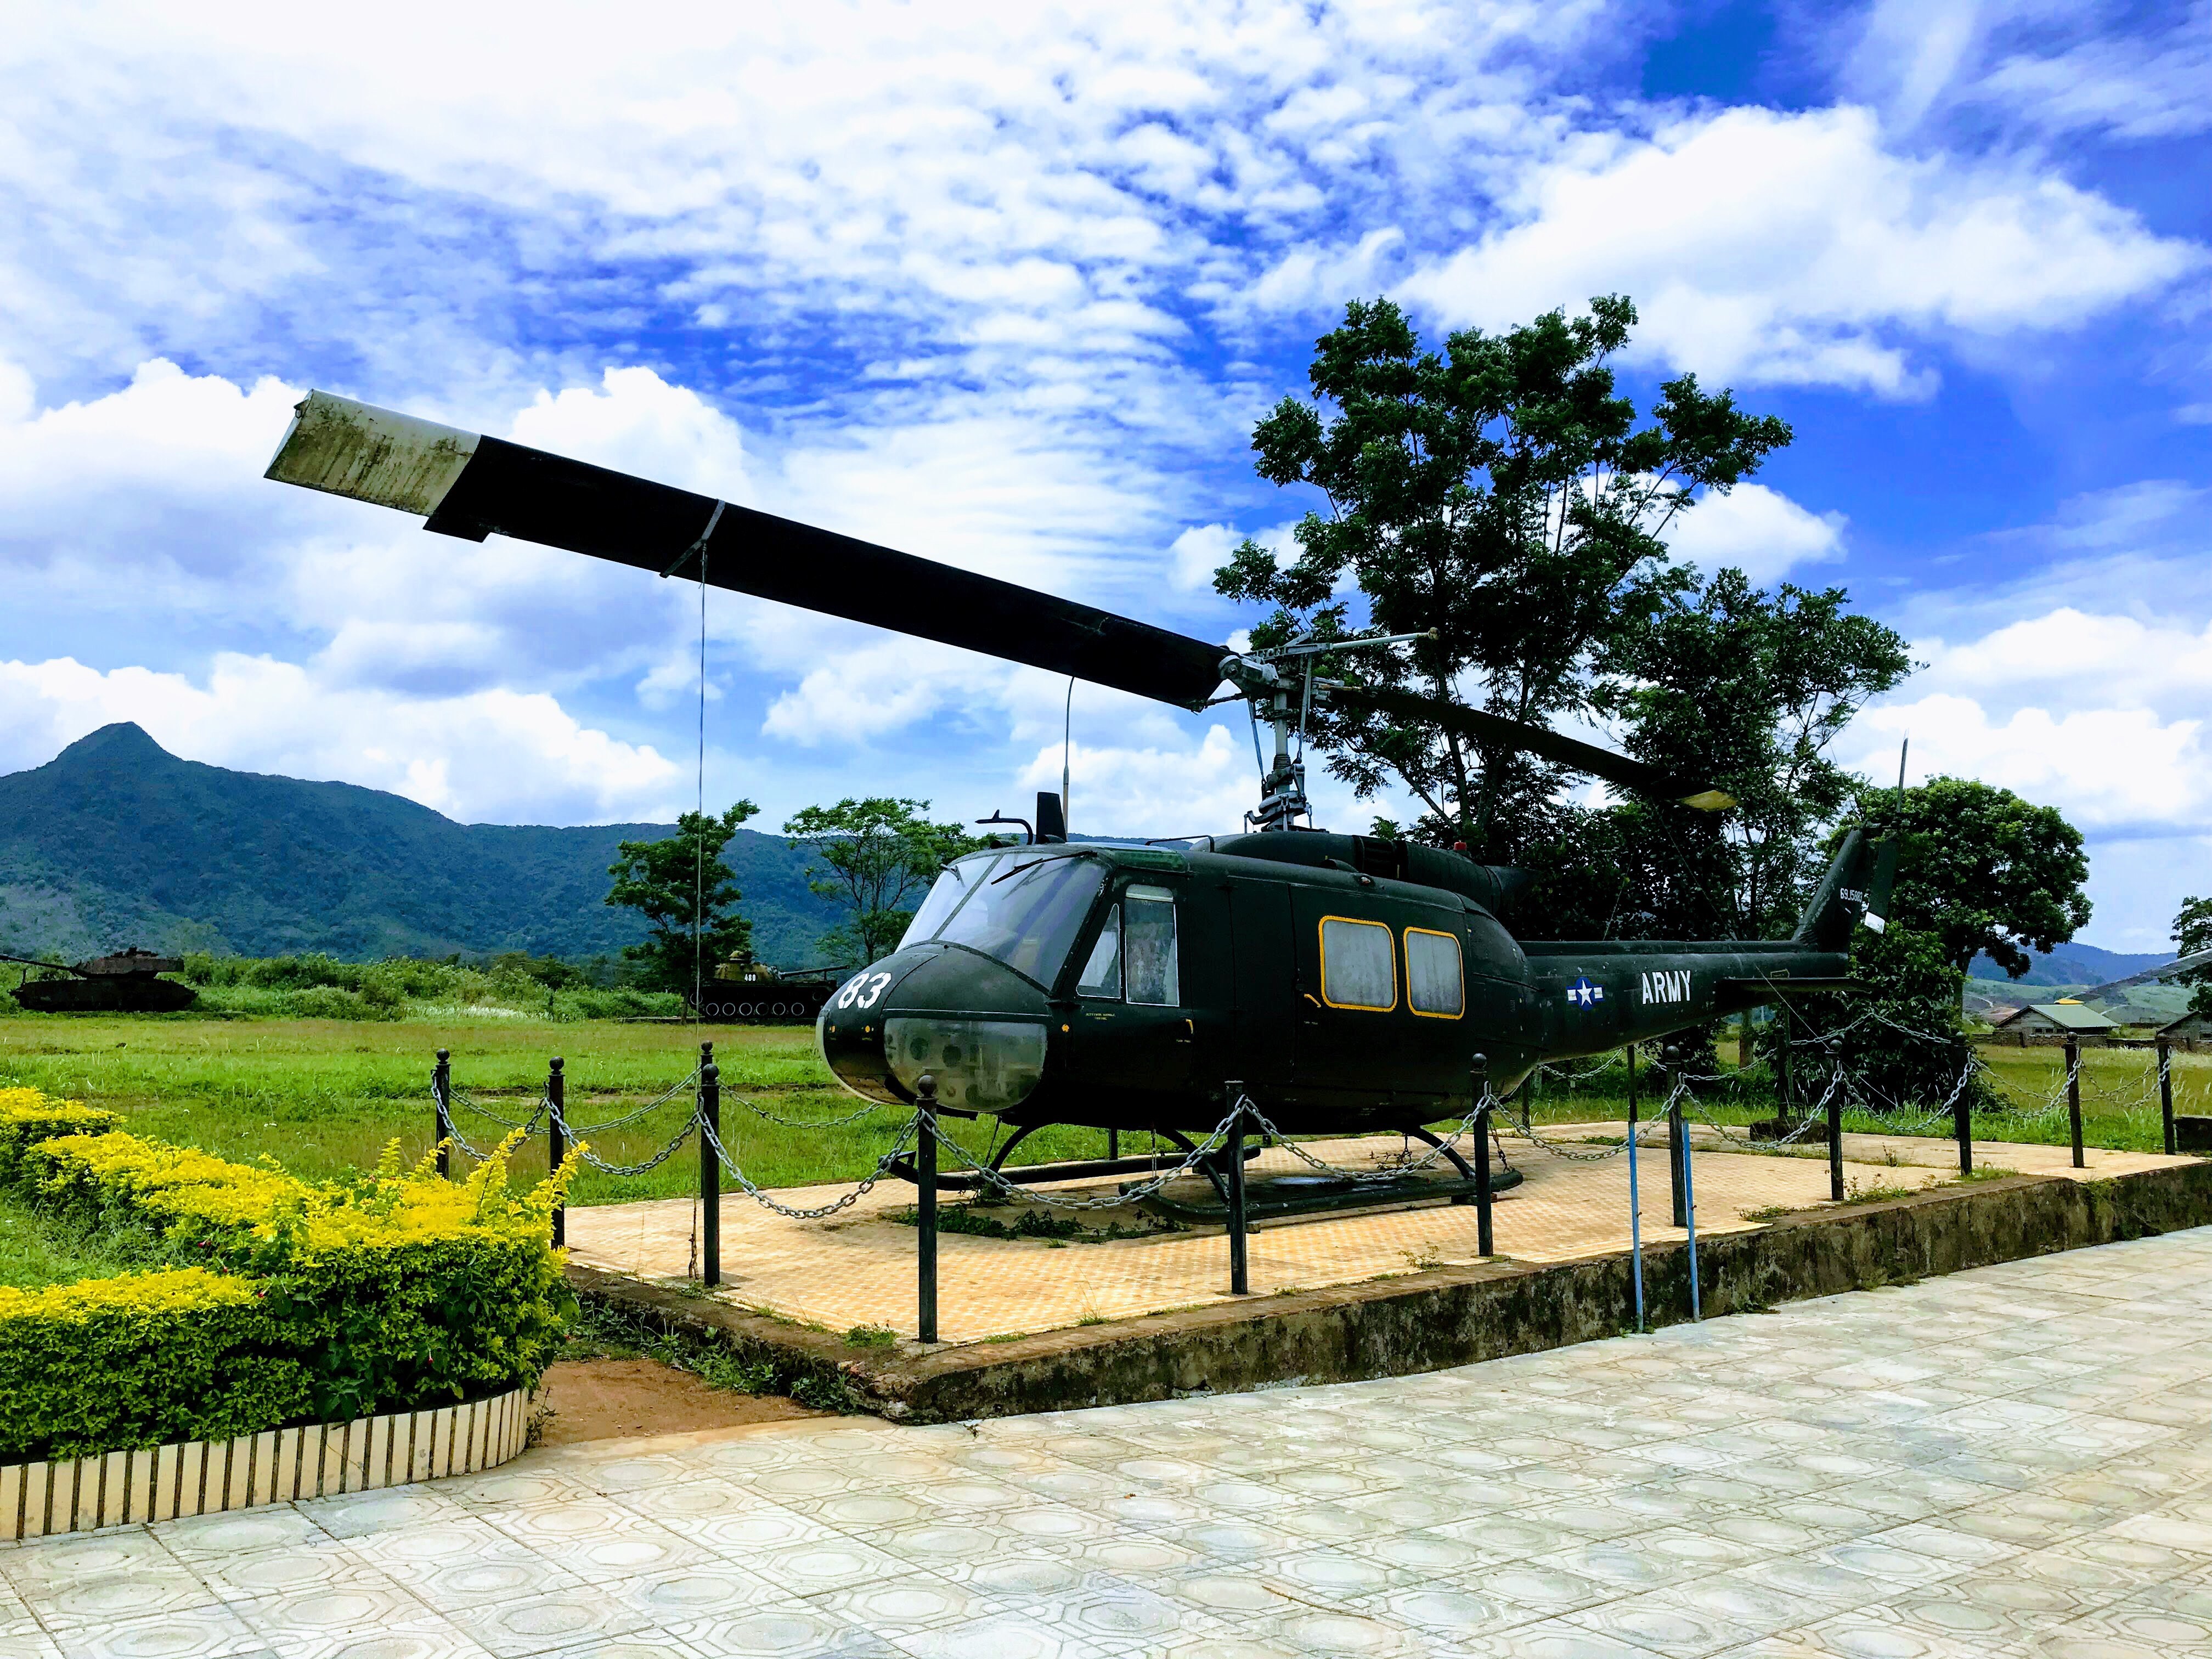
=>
[819,947,1050,1114]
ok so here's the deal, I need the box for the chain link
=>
[927,1106,1246,1210]
[701,1111,923,1220]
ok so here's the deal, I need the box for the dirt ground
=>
[530,1358,825,1447]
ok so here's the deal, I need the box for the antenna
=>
[1062,676,1074,836]
[1897,736,1909,794]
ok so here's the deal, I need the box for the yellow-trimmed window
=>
[1319,916,1396,1011]
[1404,927,1465,1018]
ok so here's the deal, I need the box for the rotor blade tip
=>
[1679,789,1737,811]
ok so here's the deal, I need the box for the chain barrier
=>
[449,1092,548,1135]
[545,1098,701,1178]
[700,1111,921,1220]
[735,1094,888,1130]
[928,1105,1246,1210]
[1502,1079,1683,1163]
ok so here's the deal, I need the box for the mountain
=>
[1967,941,2176,989]
[0,725,844,966]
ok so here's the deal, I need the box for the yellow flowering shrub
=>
[1,1088,574,1449]
[0,1269,309,1460]
[0,1088,120,1181]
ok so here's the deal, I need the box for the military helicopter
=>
[266,392,1894,1216]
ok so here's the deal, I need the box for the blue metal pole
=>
[1625,1046,1645,1333]
[1681,1092,1701,1322]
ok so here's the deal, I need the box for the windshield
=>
[899,855,997,950]
[908,851,1105,985]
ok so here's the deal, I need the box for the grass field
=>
[0,1189,152,1291]
[1,1013,2204,1217]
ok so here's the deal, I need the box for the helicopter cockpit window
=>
[1319,916,1396,1012]
[1076,906,1121,997]
[898,854,1000,951]
[930,853,1105,985]
[1122,885,1179,1006]
[1404,927,1465,1018]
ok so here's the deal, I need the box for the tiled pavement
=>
[565,1126,2191,1342]
[8,1226,2212,1658]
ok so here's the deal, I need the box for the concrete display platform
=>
[565,1128,2212,1424]
[566,1127,2190,1341]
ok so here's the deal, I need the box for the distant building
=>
[2159,1010,2211,1053]
[1988,1001,2119,1047]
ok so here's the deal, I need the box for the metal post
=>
[546,1057,566,1248]
[1624,1045,1644,1333]
[1225,1084,1250,1295]
[1954,1070,1973,1176]
[1682,1100,1701,1323]
[433,1048,452,1179]
[2066,1038,2085,1169]
[1665,1052,1687,1228]
[1108,1128,1119,1160]
[2159,1039,2176,1157]
[917,1073,939,1344]
[1776,1005,1793,1127]
[1827,1074,1844,1204]
[1473,1056,1493,1259]
[699,1045,720,1288]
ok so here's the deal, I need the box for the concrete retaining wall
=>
[571,1160,2212,1426]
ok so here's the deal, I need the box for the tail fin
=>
[1792,828,1897,950]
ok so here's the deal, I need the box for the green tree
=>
[2175,895,2212,1015]
[1874,778,2092,977]
[1804,778,2091,1108]
[782,798,983,965]
[603,802,760,994]
[1214,294,1791,864]
[1587,572,1914,940]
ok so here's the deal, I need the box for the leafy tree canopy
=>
[604,801,759,994]
[783,798,984,966]
[2176,894,2212,1015]
[1872,777,2091,978]
[1214,294,1793,862]
[1582,572,1912,939]
[1797,778,2091,1109]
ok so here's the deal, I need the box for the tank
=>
[8,947,198,1014]
[686,948,845,1025]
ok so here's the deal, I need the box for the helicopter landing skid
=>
[1136,1161,1523,1226]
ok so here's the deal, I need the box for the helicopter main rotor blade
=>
[1326,684,1737,810]
[265,392,1233,710]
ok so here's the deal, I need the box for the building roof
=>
[1993,1002,2118,1032]
[2160,1010,2211,1036]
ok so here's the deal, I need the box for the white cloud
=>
[1844,0,2212,143]
[0,655,681,825]
[1850,692,2208,833]
[1664,483,1847,587]
[1845,589,2212,947]
[506,368,754,502]
[1393,104,2200,394]
[1169,524,1242,591]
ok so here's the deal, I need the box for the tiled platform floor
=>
[8,1226,2212,1657]
[565,1126,2190,1344]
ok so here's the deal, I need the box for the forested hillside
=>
[0,724,842,966]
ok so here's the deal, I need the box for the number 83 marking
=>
[836,971,893,1011]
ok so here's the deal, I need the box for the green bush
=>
[0,1089,120,1183]
[1,1089,574,1455]
[26,1127,575,1424]
[0,1269,312,1460]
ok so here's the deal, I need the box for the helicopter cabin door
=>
[1289,888,1464,1106]
[1067,882,1194,1103]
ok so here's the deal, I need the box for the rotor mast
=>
[1227,631,1435,833]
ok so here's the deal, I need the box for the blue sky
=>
[1,1,2205,950]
